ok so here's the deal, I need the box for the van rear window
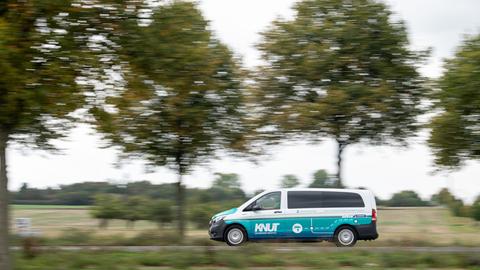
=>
[288,191,365,208]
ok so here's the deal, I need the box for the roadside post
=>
[15,218,40,258]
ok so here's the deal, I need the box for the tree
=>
[430,188,473,218]
[189,204,215,229]
[0,2,86,268]
[91,2,246,237]
[430,188,455,206]
[148,200,174,228]
[254,0,428,187]
[280,174,300,188]
[472,196,480,222]
[212,173,242,190]
[309,169,340,188]
[429,34,480,169]
[19,183,28,193]
[387,190,428,207]
[208,173,246,201]
[91,194,123,228]
[448,199,471,218]
[120,196,150,228]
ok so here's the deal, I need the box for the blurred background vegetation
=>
[1,0,480,269]
[9,171,480,253]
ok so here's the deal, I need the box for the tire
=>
[224,225,247,246]
[334,226,357,247]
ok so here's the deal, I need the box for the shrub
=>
[449,199,471,217]
[387,190,428,207]
[56,229,93,245]
[121,230,181,246]
[472,196,480,221]
[148,200,174,227]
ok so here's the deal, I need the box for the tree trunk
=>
[0,130,11,270]
[335,140,347,188]
[176,173,185,238]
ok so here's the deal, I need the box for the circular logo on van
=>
[292,223,303,234]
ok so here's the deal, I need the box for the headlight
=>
[212,216,225,224]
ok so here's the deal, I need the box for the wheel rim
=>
[227,228,244,245]
[338,229,354,245]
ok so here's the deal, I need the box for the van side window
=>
[288,191,364,208]
[244,192,281,211]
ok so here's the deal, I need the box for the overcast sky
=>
[8,0,480,202]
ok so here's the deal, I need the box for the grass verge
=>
[14,248,480,270]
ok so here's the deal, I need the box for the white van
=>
[209,188,378,246]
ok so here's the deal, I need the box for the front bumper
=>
[355,222,379,240]
[208,219,227,241]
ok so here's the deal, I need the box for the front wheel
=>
[334,226,357,247]
[225,225,247,246]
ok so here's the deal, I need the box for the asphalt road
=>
[11,246,480,253]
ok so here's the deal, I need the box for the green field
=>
[12,205,90,210]
[11,205,480,246]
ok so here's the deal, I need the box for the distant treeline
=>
[12,180,246,206]
[9,174,474,208]
[12,173,480,224]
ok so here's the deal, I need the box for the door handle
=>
[274,210,282,214]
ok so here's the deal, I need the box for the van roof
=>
[239,187,376,211]
[270,188,373,194]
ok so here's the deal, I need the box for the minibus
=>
[208,188,378,246]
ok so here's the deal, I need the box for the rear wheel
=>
[225,225,247,246]
[334,226,357,247]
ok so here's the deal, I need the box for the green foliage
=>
[13,179,246,205]
[280,174,300,188]
[189,204,215,229]
[126,230,181,246]
[91,194,152,228]
[12,250,480,269]
[431,188,456,206]
[448,199,472,218]
[148,200,173,227]
[92,1,246,173]
[189,200,241,229]
[309,170,328,188]
[91,194,124,228]
[121,196,150,226]
[254,0,428,186]
[0,2,159,266]
[309,169,339,188]
[202,186,246,203]
[56,229,94,246]
[429,34,480,169]
[431,188,476,219]
[0,2,92,268]
[212,173,242,190]
[87,179,246,229]
[91,1,246,237]
[472,196,480,221]
[0,1,84,145]
[386,190,428,207]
